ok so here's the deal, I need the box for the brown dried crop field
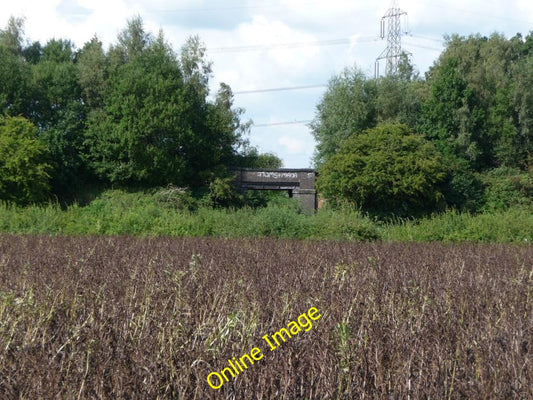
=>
[0,235,532,399]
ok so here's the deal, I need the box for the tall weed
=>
[0,190,531,242]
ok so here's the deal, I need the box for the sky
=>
[2,0,533,168]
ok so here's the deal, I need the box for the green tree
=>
[236,146,283,169]
[420,33,533,210]
[86,20,250,188]
[0,116,52,204]
[311,59,424,168]
[114,16,153,63]
[0,16,25,55]
[513,45,533,169]
[22,40,42,64]
[85,22,189,186]
[423,33,531,170]
[310,68,377,167]
[1,16,253,199]
[78,36,108,109]
[178,36,228,184]
[31,39,87,197]
[201,82,252,179]
[0,45,31,116]
[318,123,446,216]
[0,17,32,116]
[375,74,426,129]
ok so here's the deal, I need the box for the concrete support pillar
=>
[293,189,317,213]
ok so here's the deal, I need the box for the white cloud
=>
[278,135,306,154]
[1,0,142,47]
[517,0,533,14]
[236,16,319,69]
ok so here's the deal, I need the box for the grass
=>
[383,207,533,242]
[0,188,531,242]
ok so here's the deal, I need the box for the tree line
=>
[313,34,533,216]
[0,16,279,205]
[2,16,532,215]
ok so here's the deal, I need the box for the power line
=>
[403,42,443,52]
[409,34,444,43]
[253,120,312,128]
[208,36,377,54]
[208,34,443,56]
[234,84,327,94]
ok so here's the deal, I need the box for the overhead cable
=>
[234,84,327,94]
[253,120,312,128]
[208,36,377,53]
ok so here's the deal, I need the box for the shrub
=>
[0,116,52,204]
[151,185,198,211]
[317,123,447,216]
[480,167,533,210]
[208,176,244,208]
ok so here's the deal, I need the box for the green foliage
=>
[0,189,374,239]
[4,16,533,218]
[318,123,447,216]
[314,33,533,213]
[0,16,25,54]
[32,40,87,197]
[0,16,259,202]
[236,147,283,169]
[208,176,244,208]
[204,83,252,171]
[114,16,152,62]
[83,20,250,189]
[41,38,75,63]
[0,116,52,204]
[310,205,380,240]
[416,33,533,211]
[422,33,533,170]
[84,28,189,186]
[439,156,485,211]
[311,60,423,167]
[151,185,197,211]
[376,55,426,128]
[178,39,251,184]
[0,189,530,242]
[0,17,30,114]
[22,41,42,64]
[310,68,377,166]
[0,45,32,116]
[77,37,108,109]
[514,54,533,165]
[480,167,533,211]
[383,207,533,242]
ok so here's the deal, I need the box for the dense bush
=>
[318,123,446,216]
[151,185,198,211]
[0,189,531,242]
[480,167,533,210]
[0,116,52,205]
[208,176,244,208]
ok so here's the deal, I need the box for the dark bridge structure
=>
[233,168,317,212]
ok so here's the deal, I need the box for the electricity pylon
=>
[375,0,410,77]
